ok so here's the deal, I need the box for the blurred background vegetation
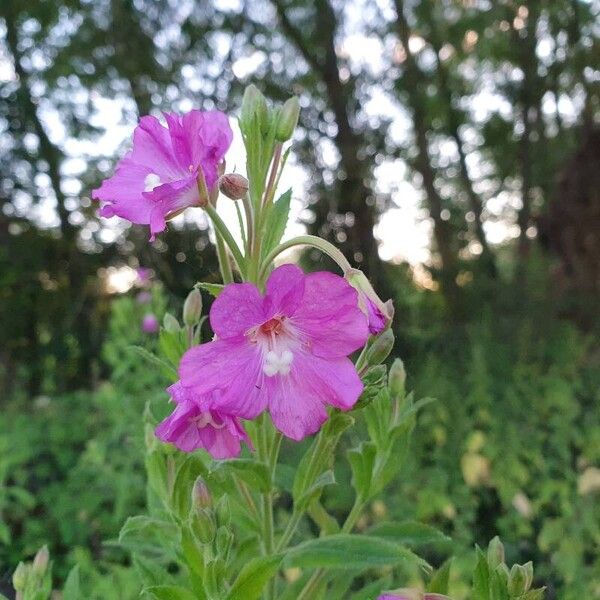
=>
[0,0,599,598]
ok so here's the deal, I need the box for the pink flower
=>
[178,264,369,441]
[93,110,233,240]
[142,313,159,333]
[155,383,251,459]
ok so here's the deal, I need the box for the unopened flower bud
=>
[190,508,216,544]
[365,329,395,366]
[183,289,203,327]
[32,545,49,575]
[12,562,28,591]
[508,562,533,595]
[389,358,406,398]
[191,476,212,510]
[163,312,180,333]
[275,97,300,142]
[216,495,231,527]
[345,269,393,335]
[240,84,270,135]
[219,173,249,201]
[487,536,505,569]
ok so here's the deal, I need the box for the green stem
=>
[234,200,247,249]
[204,202,246,278]
[214,230,234,284]
[259,235,353,282]
[276,509,302,551]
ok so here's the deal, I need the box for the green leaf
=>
[158,329,187,366]
[307,501,340,535]
[295,469,336,511]
[472,547,491,600]
[350,576,392,600]
[171,455,207,520]
[210,459,271,493]
[262,189,292,256]
[292,412,353,506]
[145,450,169,501]
[145,585,198,600]
[369,521,451,548]
[133,556,174,588]
[348,442,376,500]
[429,558,452,594]
[227,554,283,600]
[284,534,427,571]
[62,565,80,600]
[117,515,178,557]
[195,282,224,297]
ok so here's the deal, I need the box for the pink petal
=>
[130,115,184,181]
[179,340,268,419]
[92,158,154,224]
[293,272,369,358]
[209,283,265,339]
[266,351,362,440]
[264,263,305,317]
[267,372,329,441]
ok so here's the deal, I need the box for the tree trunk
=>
[271,0,382,285]
[5,9,75,242]
[424,5,496,276]
[392,0,461,313]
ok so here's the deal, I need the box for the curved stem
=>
[259,235,353,281]
[204,202,246,278]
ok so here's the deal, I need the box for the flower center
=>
[249,316,297,377]
[144,173,162,192]
[259,317,285,336]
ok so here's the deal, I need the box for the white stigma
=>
[263,350,294,377]
[144,173,162,192]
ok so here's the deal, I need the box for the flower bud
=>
[345,269,393,335]
[190,508,216,544]
[389,358,406,398]
[219,173,249,201]
[32,545,49,575]
[487,536,505,569]
[275,97,300,141]
[216,495,231,527]
[163,312,180,333]
[191,476,212,510]
[12,562,28,591]
[508,562,533,595]
[183,289,203,327]
[240,85,270,135]
[365,329,395,366]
